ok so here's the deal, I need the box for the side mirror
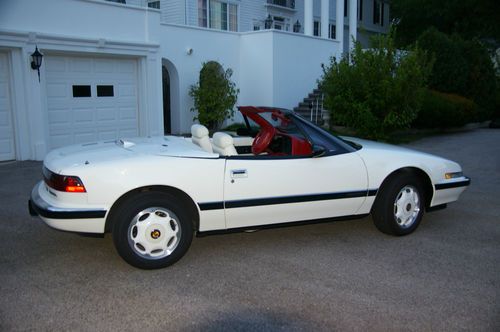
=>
[312,144,326,158]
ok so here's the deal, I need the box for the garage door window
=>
[97,85,114,97]
[72,85,91,97]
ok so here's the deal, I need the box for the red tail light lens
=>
[43,167,86,193]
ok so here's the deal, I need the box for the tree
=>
[417,28,497,119]
[189,62,239,130]
[321,33,432,140]
[392,0,500,50]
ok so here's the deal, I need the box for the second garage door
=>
[45,55,139,150]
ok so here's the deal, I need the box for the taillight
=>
[43,167,86,193]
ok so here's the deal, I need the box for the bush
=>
[417,28,497,119]
[189,62,239,130]
[321,33,432,140]
[414,90,479,128]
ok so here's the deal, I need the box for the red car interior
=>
[239,106,313,156]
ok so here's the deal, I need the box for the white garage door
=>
[45,55,139,150]
[0,53,15,161]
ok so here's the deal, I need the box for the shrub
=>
[414,90,479,128]
[321,33,432,140]
[189,62,239,130]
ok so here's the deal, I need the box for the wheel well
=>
[105,186,200,233]
[377,167,434,209]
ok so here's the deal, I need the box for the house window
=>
[273,16,288,31]
[198,0,208,27]
[313,21,320,36]
[373,0,384,26]
[72,85,91,98]
[253,25,260,31]
[329,24,336,39]
[344,0,347,17]
[147,0,160,9]
[359,0,363,21]
[198,0,238,31]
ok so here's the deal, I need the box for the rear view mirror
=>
[312,144,326,158]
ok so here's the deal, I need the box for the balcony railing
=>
[267,0,295,9]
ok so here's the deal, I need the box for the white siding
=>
[161,0,186,24]
[239,1,266,32]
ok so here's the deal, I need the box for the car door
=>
[223,151,368,229]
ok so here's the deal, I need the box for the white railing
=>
[310,93,324,124]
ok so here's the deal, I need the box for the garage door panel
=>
[70,58,92,73]
[118,84,136,97]
[45,57,66,73]
[119,107,137,120]
[119,128,139,137]
[48,108,71,125]
[96,107,117,121]
[117,60,136,73]
[94,59,115,73]
[73,108,94,123]
[46,55,139,150]
[46,83,68,98]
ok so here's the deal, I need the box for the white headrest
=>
[213,132,234,148]
[191,124,209,138]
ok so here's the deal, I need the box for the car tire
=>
[372,173,425,236]
[111,192,193,269]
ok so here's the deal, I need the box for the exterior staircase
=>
[293,87,326,127]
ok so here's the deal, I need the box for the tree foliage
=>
[321,34,432,140]
[417,28,497,119]
[392,0,500,49]
[189,62,239,130]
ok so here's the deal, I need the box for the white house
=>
[0,0,389,161]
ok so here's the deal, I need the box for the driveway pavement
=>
[0,129,499,331]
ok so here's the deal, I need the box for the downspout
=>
[185,0,188,25]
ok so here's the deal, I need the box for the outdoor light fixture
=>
[264,15,273,29]
[30,46,43,82]
[293,20,301,33]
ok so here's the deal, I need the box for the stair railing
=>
[309,93,325,125]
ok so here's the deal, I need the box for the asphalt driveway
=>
[0,129,499,331]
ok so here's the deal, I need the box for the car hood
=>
[342,136,440,158]
[44,136,217,173]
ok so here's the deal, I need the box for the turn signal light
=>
[65,177,86,192]
[43,167,87,193]
[445,172,463,180]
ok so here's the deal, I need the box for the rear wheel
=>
[372,174,425,236]
[111,192,193,269]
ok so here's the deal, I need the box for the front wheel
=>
[372,174,425,236]
[111,192,193,269]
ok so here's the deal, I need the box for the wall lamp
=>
[31,46,43,82]
[264,15,273,29]
[293,20,301,33]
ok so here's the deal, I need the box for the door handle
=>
[230,169,248,178]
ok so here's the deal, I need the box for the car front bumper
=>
[431,176,471,207]
[29,181,107,233]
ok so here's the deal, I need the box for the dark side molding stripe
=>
[198,189,378,211]
[435,178,471,190]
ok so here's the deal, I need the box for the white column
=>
[335,0,344,53]
[348,0,358,51]
[321,0,329,39]
[304,0,313,36]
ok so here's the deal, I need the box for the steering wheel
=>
[252,125,276,155]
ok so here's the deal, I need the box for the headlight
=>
[445,171,463,179]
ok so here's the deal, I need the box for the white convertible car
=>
[29,106,470,269]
